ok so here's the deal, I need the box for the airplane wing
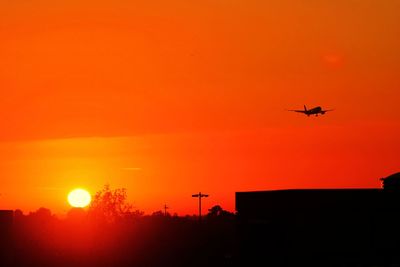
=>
[322,109,334,112]
[287,110,306,113]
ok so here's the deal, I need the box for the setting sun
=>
[67,189,92,208]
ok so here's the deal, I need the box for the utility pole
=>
[163,204,169,216]
[192,192,209,222]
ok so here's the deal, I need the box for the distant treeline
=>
[1,185,236,267]
[8,206,236,267]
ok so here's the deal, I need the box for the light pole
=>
[164,204,169,216]
[192,192,209,222]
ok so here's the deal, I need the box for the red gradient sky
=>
[0,0,399,215]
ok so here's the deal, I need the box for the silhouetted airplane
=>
[288,105,333,116]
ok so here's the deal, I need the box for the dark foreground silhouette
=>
[236,172,400,267]
[2,173,400,267]
[1,207,236,267]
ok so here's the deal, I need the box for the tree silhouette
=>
[88,184,140,223]
[27,207,55,222]
[151,210,165,217]
[207,205,235,218]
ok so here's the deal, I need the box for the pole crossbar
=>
[192,192,209,222]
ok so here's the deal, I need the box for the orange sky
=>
[0,0,399,215]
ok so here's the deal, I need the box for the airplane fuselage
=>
[305,106,325,116]
[288,105,333,116]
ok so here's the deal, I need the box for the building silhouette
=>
[0,210,14,265]
[381,172,400,191]
[236,173,400,266]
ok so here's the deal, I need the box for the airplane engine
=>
[321,111,325,115]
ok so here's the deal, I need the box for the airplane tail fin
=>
[304,105,307,112]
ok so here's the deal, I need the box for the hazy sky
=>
[1,0,399,214]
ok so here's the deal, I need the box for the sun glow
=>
[68,189,92,208]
